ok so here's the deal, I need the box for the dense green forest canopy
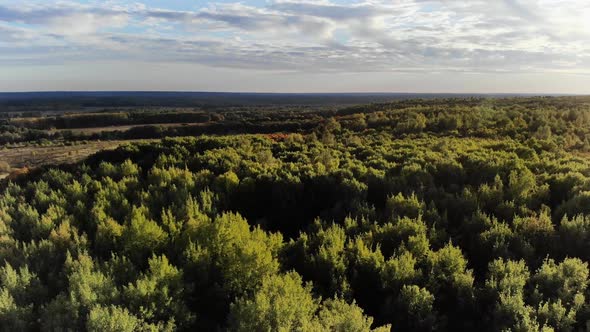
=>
[2,96,590,330]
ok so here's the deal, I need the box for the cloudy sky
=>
[1,0,589,93]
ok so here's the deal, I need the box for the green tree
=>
[228,271,318,332]
[382,250,420,289]
[124,255,193,328]
[317,297,390,332]
[396,285,437,332]
[122,206,168,263]
[86,305,142,332]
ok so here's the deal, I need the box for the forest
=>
[2,96,590,331]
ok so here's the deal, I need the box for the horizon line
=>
[0,91,586,96]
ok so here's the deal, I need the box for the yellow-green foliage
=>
[2,98,590,331]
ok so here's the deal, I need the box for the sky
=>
[0,0,589,93]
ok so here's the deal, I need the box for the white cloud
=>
[0,3,129,35]
[0,0,589,78]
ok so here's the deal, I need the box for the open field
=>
[0,139,153,178]
[46,122,204,134]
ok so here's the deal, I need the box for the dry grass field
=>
[47,122,201,134]
[0,139,151,179]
